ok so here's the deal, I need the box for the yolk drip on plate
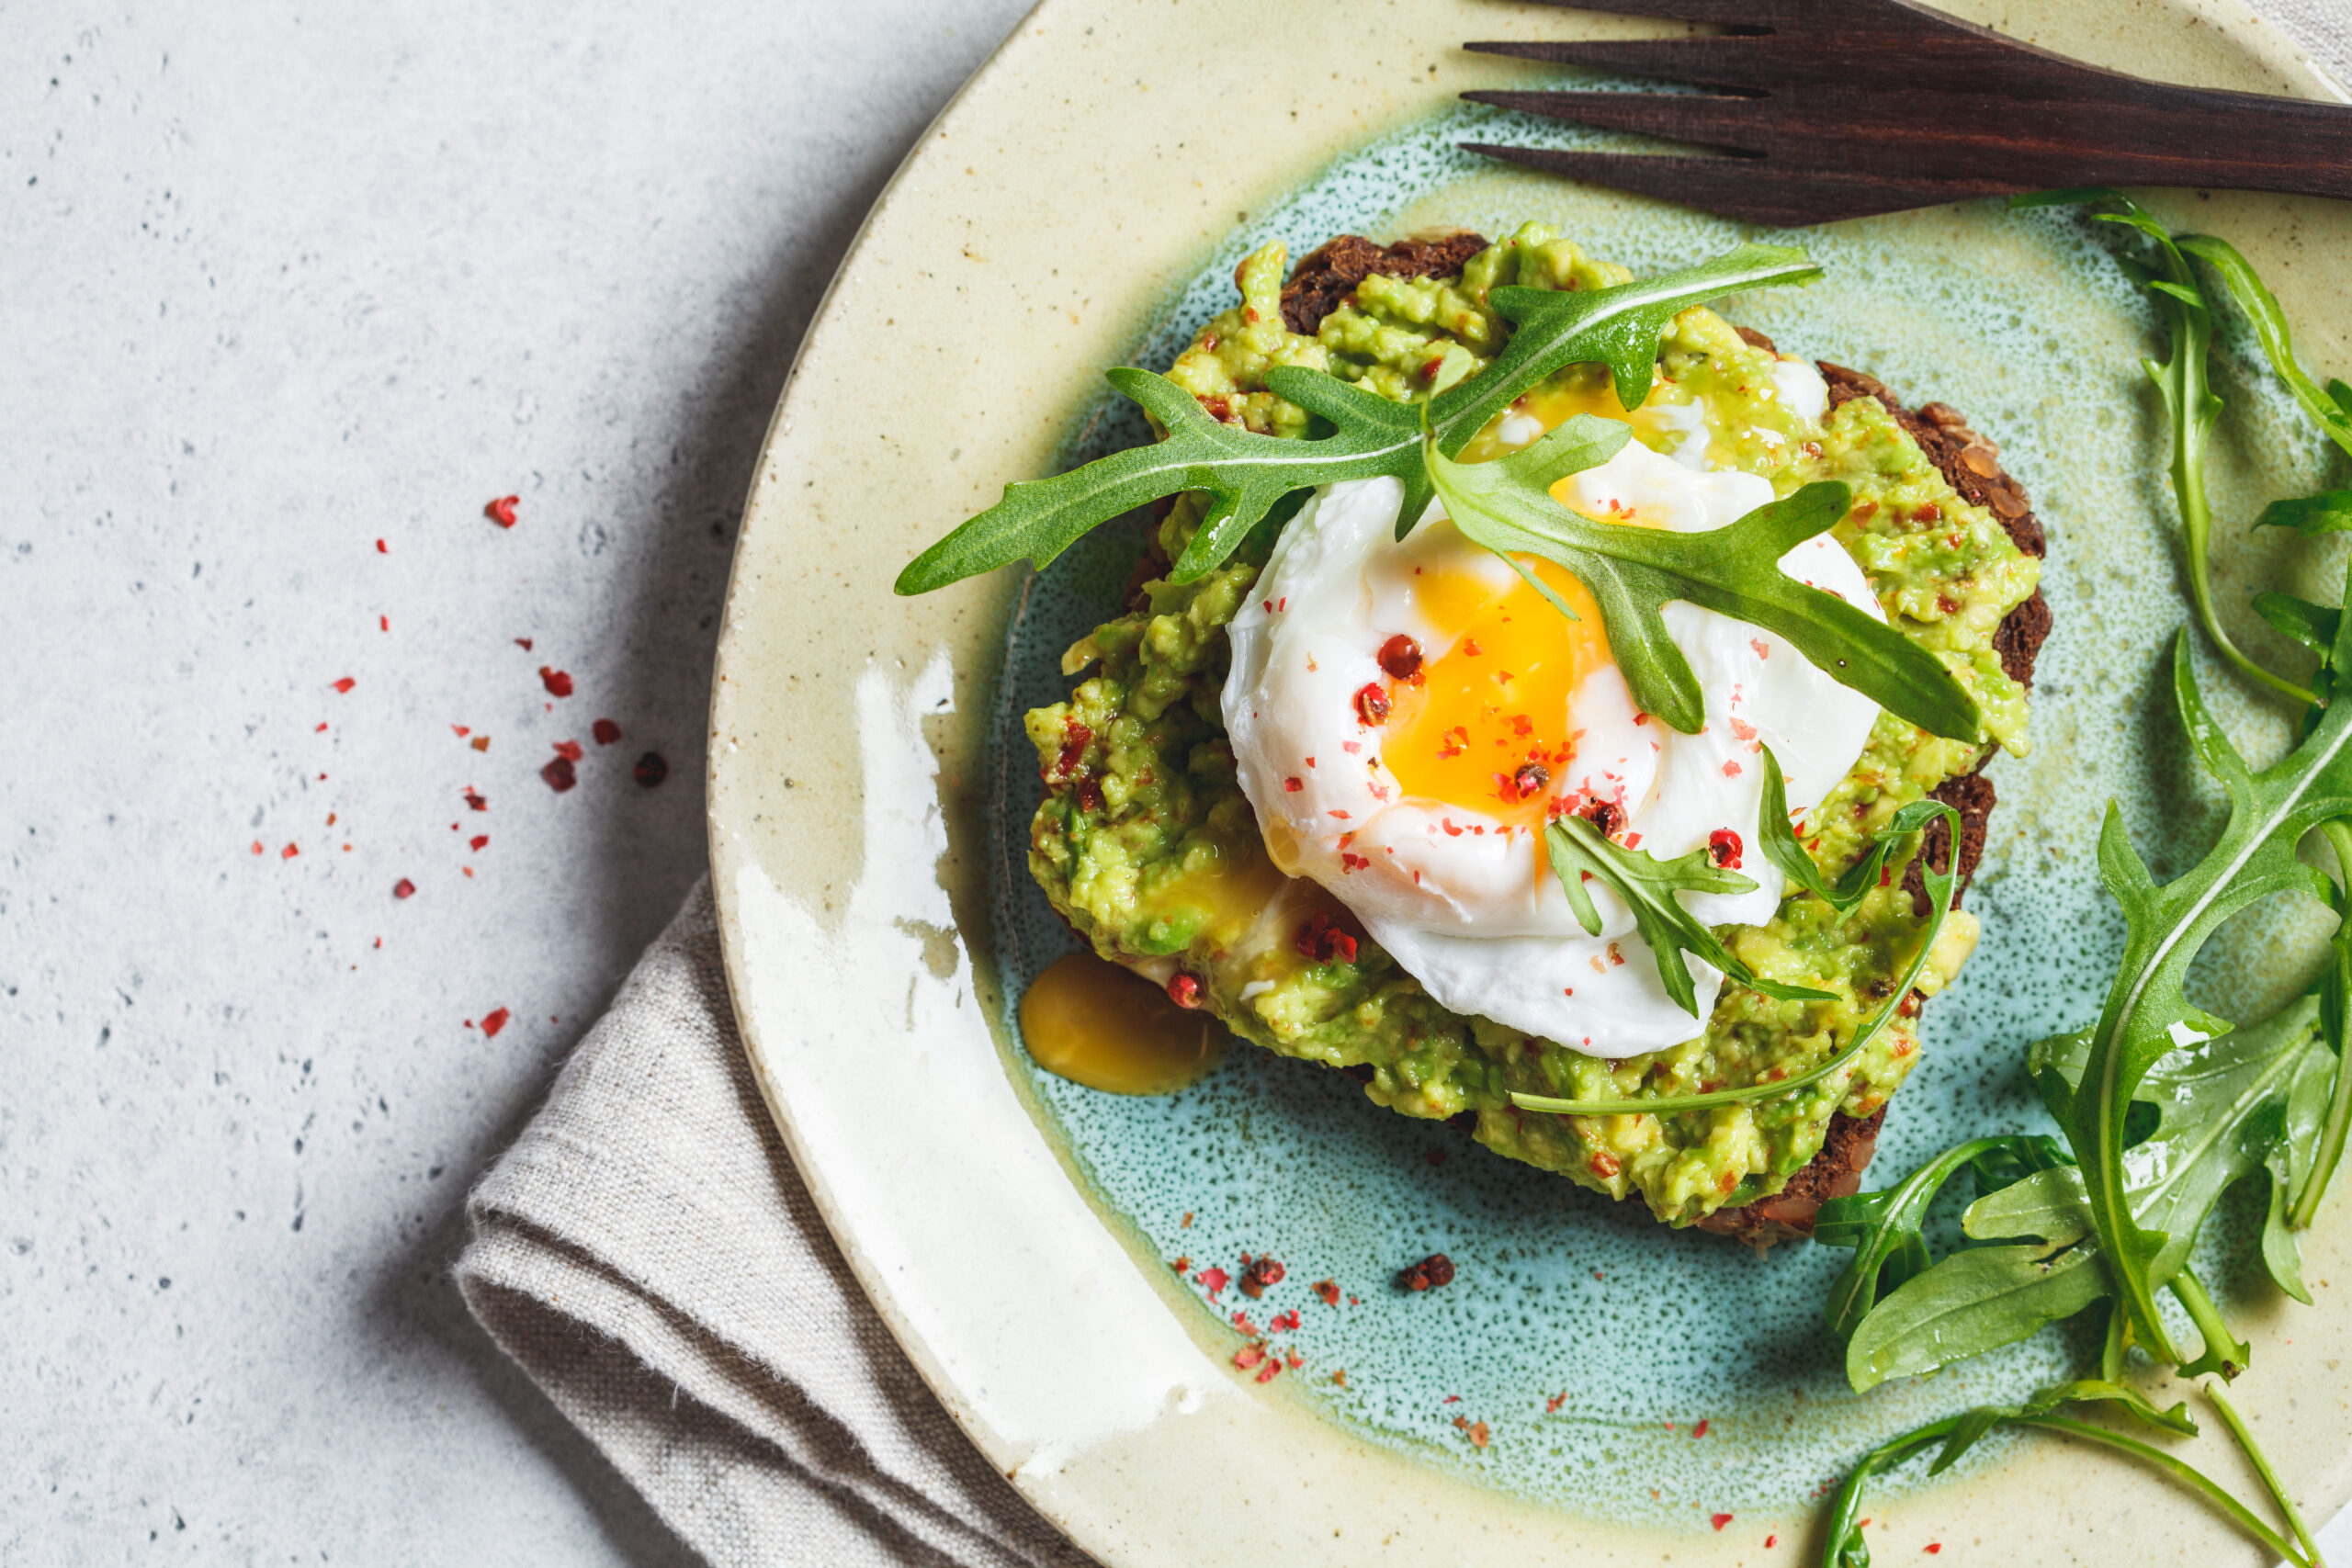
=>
[1383,558,1611,829]
[1020,952,1229,1095]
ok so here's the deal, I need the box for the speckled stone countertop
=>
[1,2,1025,1559]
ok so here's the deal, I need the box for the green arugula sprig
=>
[894,243,1820,597]
[1541,812,1833,1019]
[2057,615,2352,1363]
[2017,189,2322,706]
[1755,747,1949,915]
[1508,799,1960,1118]
[893,364,1431,593]
[1425,422,1981,739]
[1828,998,2330,1392]
[1421,243,1821,454]
[1819,1382,2318,1568]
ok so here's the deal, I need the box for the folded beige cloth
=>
[458,17,2346,1565]
[457,880,1093,1568]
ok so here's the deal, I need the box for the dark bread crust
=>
[1275,232,1492,336]
[1701,355,2049,1243]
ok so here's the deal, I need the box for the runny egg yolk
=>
[1382,557,1614,829]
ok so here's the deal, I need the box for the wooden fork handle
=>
[2018,78,2352,203]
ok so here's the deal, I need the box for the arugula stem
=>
[2172,385,2319,708]
[2100,1297,2130,1384]
[2017,1415,2312,1567]
[2168,1267,2248,1380]
[2207,1382,2326,1568]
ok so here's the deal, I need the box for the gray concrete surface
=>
[2,2,1029,1560]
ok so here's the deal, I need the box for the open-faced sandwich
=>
[904,223,2048,1238]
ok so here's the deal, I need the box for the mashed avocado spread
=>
[1025,223,2038,1226]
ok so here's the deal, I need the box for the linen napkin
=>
[458,15,2347,1564]
[457,879,1092,1568]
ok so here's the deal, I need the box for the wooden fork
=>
[1461,0,2352,226]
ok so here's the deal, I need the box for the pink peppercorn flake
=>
[538,666,574,698]
[552,739,583,762]
[469,835,489,852]
[392,878,416,900]
[592,718,622,746]
[634,751,669,789]
[486,495,519,527]
[1166,973,1202,1009]
[541,755,578,794]
[1712,1514,1733,1532]
[331,677,355,694]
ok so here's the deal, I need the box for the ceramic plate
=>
[708,2,2352,1560]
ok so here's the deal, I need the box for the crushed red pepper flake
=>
[1397,1253,1455,1292]
[331,677,355,694]
[1766,1536,1778,1550]
[1255,1358,1282,1384]
[542,755,578,793]
[393,878,416,900]
[1232,1345,1265,1371]
[1331,1369,1347,1386]
[452,725,470,737]
[1181,1211,1193,1228]
[1231,1311,1259,1336]
[379,616,389,632]
[634,751,669,788]
[1238,1257,1285,1298]
[1196,1266,1230,1299]
[1283,1349,1303,1370]
[463,789,488,811]
[1268,1309,1301,1332]
[481,1007,511,1038]
[486,495,519,527]
[280,843,299,860]
[375,538,387,553]
[470,736,490,752]
[538,666,574,698]
[249,840,264,855]
[1169,1256,1190,1273]
[514,637,533,650]
[314,722,329,733]
[1924,1548,1941,1556]
[1312,1278,1340,1307]
[592,718,623,746]
[1712,1514,1734,1532]
[553,739,584,762]
[469,834,489,852]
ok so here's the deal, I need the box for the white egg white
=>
[1222,412,1883,1058]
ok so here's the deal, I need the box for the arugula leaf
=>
[2176,233,2352,462]
[2058,614,2352,1364]
[1815,1134,2067,1342]
[898,240,1823,595]
[1421,243,1822,456]
[1510,801,1961,1118]
[1837,997,2326,1390]
[2255,491,2352,536]
[1540,812,1829,1019]
[893,364,1427,594]
[1756,747,1954,915]
[2019,190,2319,706]
[2289,837,2352,1230]
[2252,590,2339,660]
[1425,423,1982,739]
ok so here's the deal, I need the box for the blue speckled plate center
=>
[980,104,2341,1525]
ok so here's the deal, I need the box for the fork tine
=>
[1463,88,1772,155]
[1458,144,2013,228]
[1464,37,1778,93]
